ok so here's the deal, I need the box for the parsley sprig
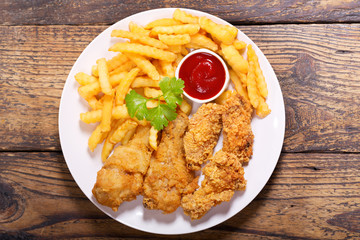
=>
[125,77,184,130]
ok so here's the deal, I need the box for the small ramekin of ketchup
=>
[175,48,230,103]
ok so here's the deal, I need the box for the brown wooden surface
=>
[1,152,359,239]
[1,2,360,239]
[1,0,360,25]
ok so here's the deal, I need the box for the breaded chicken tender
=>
[143,111,197,214]
[181,94,253,220]
[184,103,224,170]
[181,150,246,220]
[222,94,254,163]
[92,125,153,211]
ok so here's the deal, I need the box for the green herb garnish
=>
[125,77,184,130]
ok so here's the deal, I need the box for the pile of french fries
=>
[75,9,270,162]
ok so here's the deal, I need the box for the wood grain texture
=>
[241,24,360,152]
[0,26,104,151]
[1,0,360,25]
[1,24,359,152]
[0,152,359,239]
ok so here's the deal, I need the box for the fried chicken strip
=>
[222,94,254,163]
[92,125,153,211]
[181,150,246,220]
[184,103,225,170]
[181,94,253,220]
[143,111,197,214]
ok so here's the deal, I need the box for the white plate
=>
[59,8,285,235]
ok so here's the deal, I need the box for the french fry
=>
[223,24,238,38]
[97,58,113,95]
[131,76,160,88]
[101,53,128,71]
[247,45,268,98]
[236,71,248,86]
[221,43,248,74]
[229,69,249,101]
[92,53,129,76]
[184,43,202,50]
[246,61,260,109]
[101,120,125,162]
[110,119,138,144]
[158,34,191,46]
[115,68,140,105]
[159,60,175,78]
[80,105,130,124]
[173,8,199,24]
[75,72,97,85]
[88,124,106,152]
[145,18,182,29]
[129,21,150,36]
[167,45,182,53]
[144,87,163,99]
[111,29,168,50]
[120,125,137,145]
[112,105,130,119]
[149,126,159,150]
[80,109,102,124]
[233,39,247,50]
[109,61,136,76]
[109,71,128,86]
[87,96,103,110]
[124,53,160,80]
[91,65,99,77]
[188,33,219,51]
[151,24,200,36]
[151,59,163,76]
[78,81,101,100]
[199,16,237,44]
[256,97,271,118]
[100,94,114,132]
[254,60,267,98]
[146,99,160,108]
[106,53,129,71]
[109,42,176,61]
[179,98,192,115]
[101,136,115,162]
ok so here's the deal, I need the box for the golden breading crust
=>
[181,94,253,220]
[143,111,197,214]
[92,125,152,211]
[184,103,225,170]
[222,94,254,163]
[181,150,246,220]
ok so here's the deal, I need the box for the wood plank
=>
[1,1,360,25]
[241,25,360,152]
[0,24,359,151]
[0,26,104,151]
[0,152,359,238]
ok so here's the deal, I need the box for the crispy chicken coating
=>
[181,94,253,220]
[92,125,153,211]
[222,94,254,163]
[143,111,197,214]
[184,103,225,170]
[181,150,246,220]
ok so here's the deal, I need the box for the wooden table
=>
[1,1,359,239]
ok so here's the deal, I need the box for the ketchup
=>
[178,52,226,100]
